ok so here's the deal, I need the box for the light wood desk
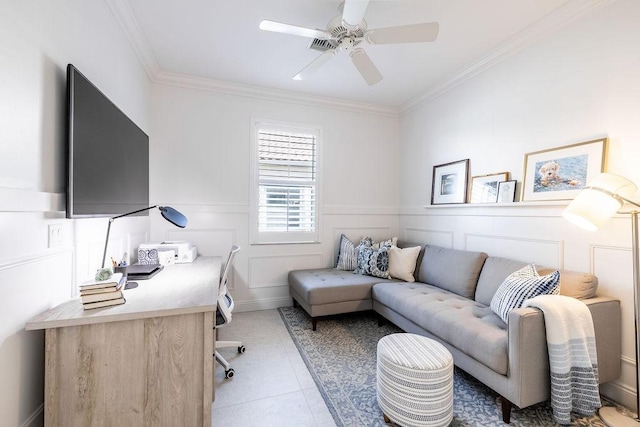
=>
[26,257,220,427]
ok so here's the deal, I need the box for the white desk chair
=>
[215,245,245,379]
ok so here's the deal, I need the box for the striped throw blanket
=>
[523,295,601,425]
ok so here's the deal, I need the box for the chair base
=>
[215,340,245,379]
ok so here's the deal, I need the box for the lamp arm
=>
[617,195,640,211]
[101,205,159,268]
[101,219,114,268]
[585,186,640,211]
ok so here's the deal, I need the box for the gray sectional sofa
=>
[288,243,621,423]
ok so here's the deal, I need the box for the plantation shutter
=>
[257,128,317,233]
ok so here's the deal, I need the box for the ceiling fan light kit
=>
[259,0,439,86]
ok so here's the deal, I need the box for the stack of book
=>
[79,272,126,310]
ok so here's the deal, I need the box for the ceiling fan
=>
[259,0,439,86]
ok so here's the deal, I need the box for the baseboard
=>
[234,296,292,312]
[600,380,637,412]
[21,403,44,427]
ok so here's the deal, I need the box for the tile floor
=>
[212,309,337,427]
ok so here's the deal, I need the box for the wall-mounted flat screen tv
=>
[66,64,149,218]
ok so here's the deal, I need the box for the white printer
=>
[138,241,198,264]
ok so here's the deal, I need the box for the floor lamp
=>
[562,172,640,427]
[101,205,188,269]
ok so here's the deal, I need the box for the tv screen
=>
[66,64,149,218]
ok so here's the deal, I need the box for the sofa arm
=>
[507,306,550,408]
[506,296,622,408]
[582,296,621,383]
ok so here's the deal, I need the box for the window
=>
[250,119,321,244]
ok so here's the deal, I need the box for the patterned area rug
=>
[279,306,613,427]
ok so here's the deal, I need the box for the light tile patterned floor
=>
[212,309,337,427]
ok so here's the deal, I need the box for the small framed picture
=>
[431,159,470,205]
[497,180,517,203]
[469,172,510,203]
[521,138,607,202]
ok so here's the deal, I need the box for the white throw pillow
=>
[388,246,421,282]
[490,263,560,323]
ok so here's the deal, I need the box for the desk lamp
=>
[101,205,187,269]
[563,172,640,427]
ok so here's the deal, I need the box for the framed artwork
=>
[521,138,607,202]
[497,180,517,203]
[469,172,509,203]
[431,159,470,205]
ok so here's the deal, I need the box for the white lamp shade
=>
[562,173,638,231]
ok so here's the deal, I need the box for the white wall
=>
[149,83,400,311]
[399,0,640,408]
[0,1,151,425]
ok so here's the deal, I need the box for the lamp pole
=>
[631,211,640,422]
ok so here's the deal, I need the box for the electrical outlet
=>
[48,224,63,248]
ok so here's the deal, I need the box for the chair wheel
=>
[225,368,234,379]
[238,345,246,354]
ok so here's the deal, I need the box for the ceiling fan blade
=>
[349,48,382,86]
[342,0,370,27]
[366,22,439,44]
[293,50,336,81]
[259,20,332,40]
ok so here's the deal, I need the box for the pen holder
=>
[114,266,127,284]
[114,265,138,290]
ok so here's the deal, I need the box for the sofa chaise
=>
[288,243,621,423]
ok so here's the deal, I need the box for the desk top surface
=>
[25,256,221,330]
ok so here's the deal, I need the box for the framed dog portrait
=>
[469,172,509,203]
[431,159,469,205]
[521,138,608,202]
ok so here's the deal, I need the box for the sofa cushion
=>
[336,235,372,271]
[289,268,393,306]
[388,246,421,282]
[490,264,560,323]
[475,257,529,306]
[417,245,488,299]
[373,282,508,375]
[538,268,598,299]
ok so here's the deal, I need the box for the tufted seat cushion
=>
[373,281,508,375]
[289,268,396,306]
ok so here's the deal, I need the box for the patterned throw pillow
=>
[354,238,396,279]
[490,263,560,323]
[336,235,373,271]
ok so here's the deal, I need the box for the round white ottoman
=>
[377,333,454,427]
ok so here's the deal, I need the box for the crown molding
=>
[152,71,400,117]
[105,0,160,78]
[107,0,613,118]
[105,0,398,118]
[400,0,615,114]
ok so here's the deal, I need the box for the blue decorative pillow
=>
[490,263,560,323]
[354,241,393,279]
[336,235,372,271]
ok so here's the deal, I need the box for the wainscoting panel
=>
[465,233,564,268]
[0,249,73,427]
[167,228,236,257]
[248,253,323,289]
[402,227,454,248]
